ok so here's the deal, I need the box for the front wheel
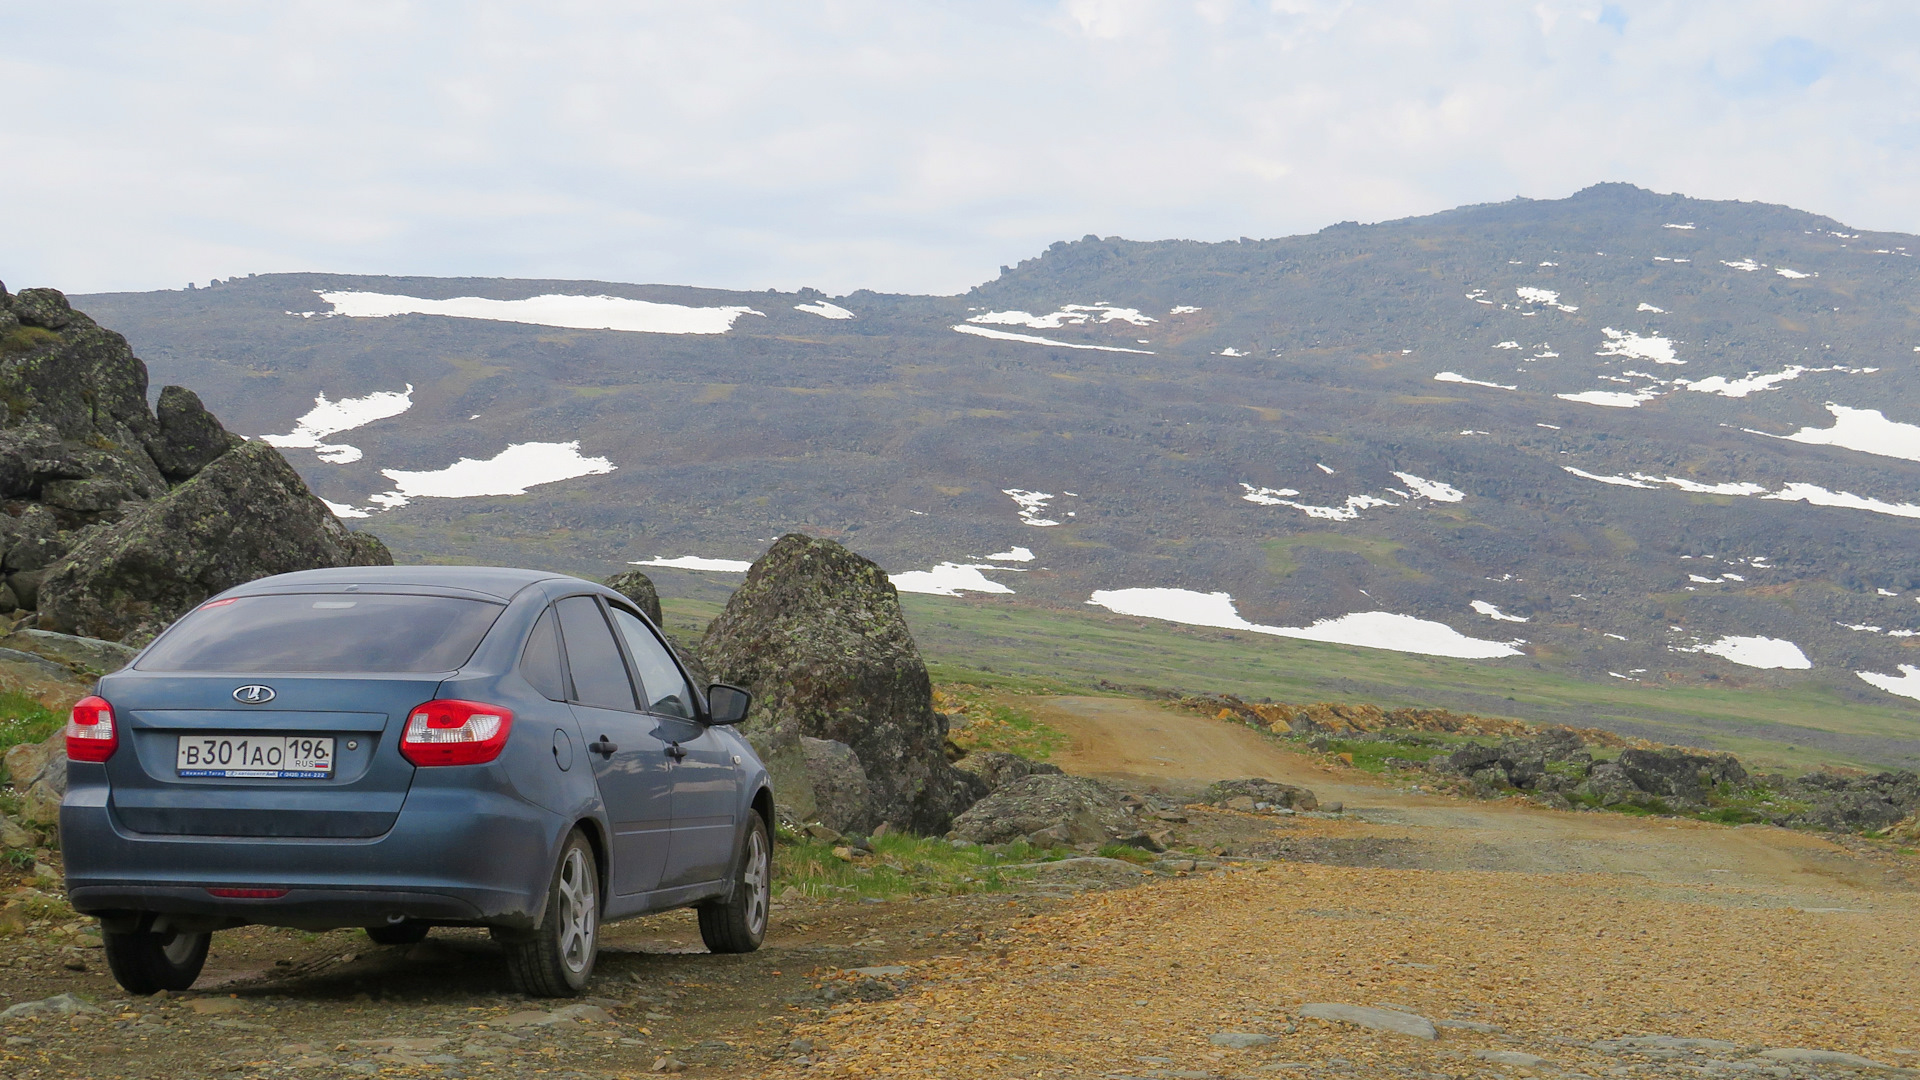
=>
[497,830,598,996]
[698,813,770,953]
[103,915,211,995]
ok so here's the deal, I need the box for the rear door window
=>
[609,607,694,719]
[138,594,504,673]
[555,596,637,711]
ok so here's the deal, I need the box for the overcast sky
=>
[5,1,1916,297]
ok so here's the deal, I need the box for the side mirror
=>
[706,683,751,726]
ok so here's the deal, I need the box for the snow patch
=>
[373,441,614,506]
[260,384,415,464]
[1638,303,1666,313]
[1392,472,1465,502]
[1678,635,1811,670]
[1434,372,1517,391]
[1516,287,1578,312]
[1563,466,1654,489]
[1859,666,1920,701]
[1555,389,1661,408]
[1003,489,1061,527]
[794,301,856,320]
[1471,600,1529,623]
[1087,588,1524,659]
[1597,327,1681,364]
[1721,259,1761,272]
[1494,341,1522,350]
[321,499,370,519]
[1239,485,1397,521]
[318,291,764,335]
[1218,347,1248,357]
[1169,305,1202,314]
[1664,223,1696,230]
[1775,268,1813,279]
[985,546,1035,562]
[632,556,752,573]
[966,303,1156,329]
[1562,467,1920,520]
[1772,404,1920,462]
[890,563,1016,597]
[952,324,1154,354]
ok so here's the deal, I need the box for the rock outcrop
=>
[700,533,984,835]
[1203,777,1320,812]
[602,569,664,626]
[0,284,390,642]
[954,750,1063,795]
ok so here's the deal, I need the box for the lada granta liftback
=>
[60,566,774,997]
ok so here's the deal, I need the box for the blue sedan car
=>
[60,566,774,997]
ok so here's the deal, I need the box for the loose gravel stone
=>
[1297,1003,1438,1040]
[1210,1032,1278,1048]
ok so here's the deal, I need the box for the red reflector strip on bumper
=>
[205,888,288,899]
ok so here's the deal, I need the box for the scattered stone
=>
[183,997,247,1015]
[1296,1003,1437,1040]
[499,1004,614,1028]
[702,533,985,834]
[954,750,1064,794]
[851,966,909,977]
[651,1056,687,1073]
[1,994,102,1020]
[1210,1032,1278,1048]
[1757,1048,1894,1070]
[1436,1019,1504,1033]
[1590,1036,1742,1055]
[1475,1050,1552,1066]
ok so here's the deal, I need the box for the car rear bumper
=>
[60,783,563,931]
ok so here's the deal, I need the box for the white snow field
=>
[1858,665,1920,701]
[1392,472,1466,502]
[1470,600,1529,623]
[1775,404,1920,462]
[260,385,415,464]
[1681,635,1812,670]
[372,441,614,507]
[1003,489,1062,526]
[1087,588,1523,659]
[1434,372,1517,391]
[890,563,1017,597]
[318,291,764,334]
[1560,466,1920,518]
[794,301,856,319]
[952,324,1154,354]
[967,303,1156,328]
[631,556,753,572]
[321,499,370,519]
[985,547,1036,562]
[1555,389,1661,408]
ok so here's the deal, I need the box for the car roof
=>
[226,565,579,602]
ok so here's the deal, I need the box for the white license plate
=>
[176,735,335,779]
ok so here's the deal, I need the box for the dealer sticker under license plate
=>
[176,735,335,779]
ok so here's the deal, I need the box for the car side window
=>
[555,596,638,711]
[520,607,568,701]
[609,607,694,719]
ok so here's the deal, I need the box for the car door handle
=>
[588,737,618,757]
[666,743,687,761]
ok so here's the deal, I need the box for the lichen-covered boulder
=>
[801,736,876,835]
[1614,747,1746,807]
[700,533,983,835]
[1204,777,1319,812]
[602,569,664,626]
[37,441,393,643]
[147,386,243,482]
[948,774,1134,846]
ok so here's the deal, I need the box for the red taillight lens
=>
[206,887,288,899]
[66,695,118,763]
[400,699,513,766]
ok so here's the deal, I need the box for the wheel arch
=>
[570,816,611,913]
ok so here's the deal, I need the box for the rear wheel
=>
[365,921,431,946]
[698,813,770,953]
[103,915,211,995]
[498,830,598,996]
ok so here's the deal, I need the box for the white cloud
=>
[10,6,1920,295]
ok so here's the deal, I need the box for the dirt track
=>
[0,696,1913,1079]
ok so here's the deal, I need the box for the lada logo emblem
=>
[233,685,276,704]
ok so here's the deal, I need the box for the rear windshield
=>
[137,593,506,674]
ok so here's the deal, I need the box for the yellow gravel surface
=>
[780,861,1920,1078]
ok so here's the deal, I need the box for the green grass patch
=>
[938,684,1067,760]
[1306,732,1460,773]
[1095,843,1158,864]
[772,828,1039,900]
[1262,533,1425,580]
[0,326,60,355]
[0,691,62,762]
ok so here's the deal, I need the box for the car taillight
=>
[66,696,118,763]
[400,699,513,766]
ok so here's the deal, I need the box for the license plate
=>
[176,735,335,779]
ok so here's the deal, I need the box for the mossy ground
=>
[936,684,1067,760]
[772,828,1042,900]
[0,691,61,760]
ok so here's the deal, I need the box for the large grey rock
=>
[602,569,664,626]
[1785,770,1920,831]
[1296,1003,1437,1040]
[1576,761,1639,806]
[701,533,983,835]
[0,628,137,674]
[1615,747,1746,806]
[38,440,393,643]
[954,750,1062,794]
[948,774,1134,846]
[0,993,100,1021]
[800,736,875,835]
[147,385,242,482]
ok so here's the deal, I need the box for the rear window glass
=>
[137,594,505,674]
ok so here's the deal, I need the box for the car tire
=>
[365,921,431,946]
[498,829,598,997]
[102,914,211,995]
[698,813,770,954]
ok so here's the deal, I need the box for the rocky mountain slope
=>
[65,183,1920,715]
